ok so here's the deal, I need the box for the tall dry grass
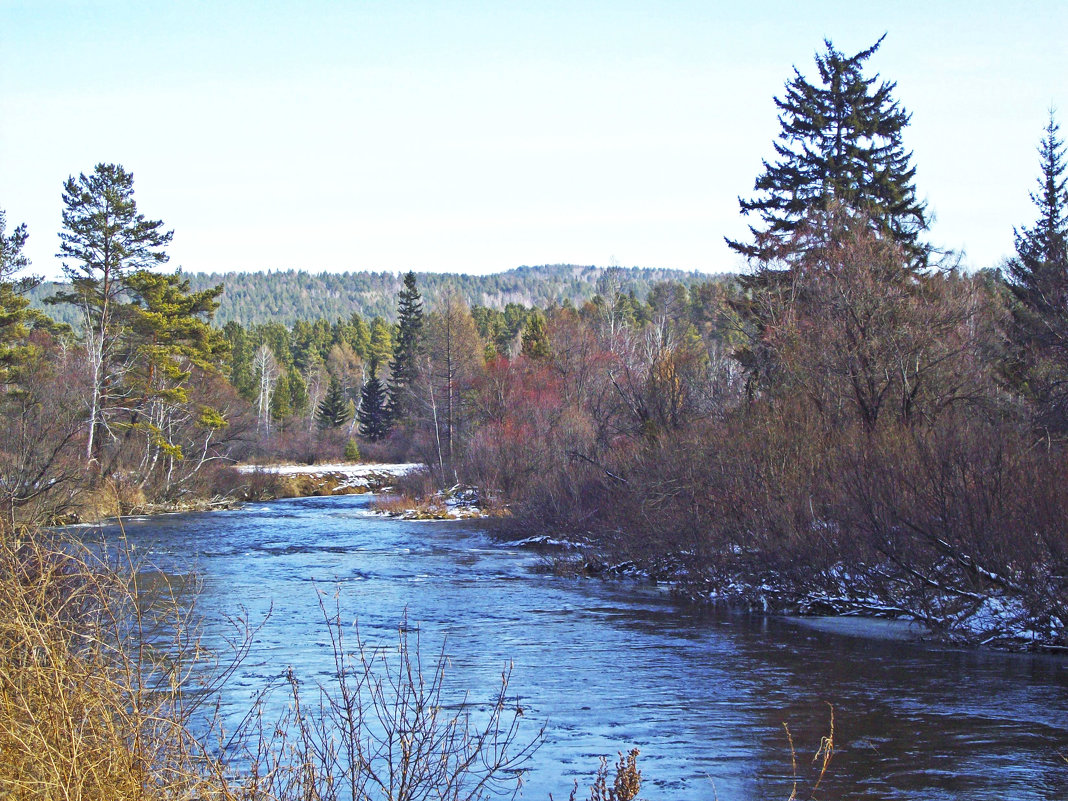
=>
[0,533,236,800]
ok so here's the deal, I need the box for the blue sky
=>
[1,1,1065,278]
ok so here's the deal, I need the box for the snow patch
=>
[236,462,423,478]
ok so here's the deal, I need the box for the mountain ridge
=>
[30,264,729,326]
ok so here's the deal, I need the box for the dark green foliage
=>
[333,313,371,359]
[472,303,531,357]
[272,371,292,421]
[316,375,352,430]
[51,164,173,310]
[358,356,391,441]
[369,317,393,364]
[1005,113,1068,429]
[257,322,294,370]
[728,37,928,268]
[520,311,550,360]
[287,367,309,415]
[1007,113,1068,314]
[120,271,229,429]
[223,321,256,399]
[0,210,41,382]
[387,271,424,422]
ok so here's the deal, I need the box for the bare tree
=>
[253,343,280,436]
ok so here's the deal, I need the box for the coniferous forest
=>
[2,38,1068,651]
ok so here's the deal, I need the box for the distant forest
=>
[30,264,721,327]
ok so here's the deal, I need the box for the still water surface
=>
[98,494,1068,800]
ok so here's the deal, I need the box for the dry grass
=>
[0,533,235,800]
[784,705,835,801]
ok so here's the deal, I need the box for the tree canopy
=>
[387,270,424,424]
[728,36,929,269]
[1005,112,1068,430]
[358,356,391,441]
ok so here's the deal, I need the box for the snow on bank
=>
[236,463,425,493]
[375,484,490,520]
[237,463,422,477]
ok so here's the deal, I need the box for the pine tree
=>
[358,356,391,441]
[388,271,424,422]
[223,321,256,400]
[49,164,174,463]
[728,36,928,269]
[520,310,551,360]
[316,375,352,430]
[0,210,40,383]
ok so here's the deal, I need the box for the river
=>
[93,493,1068,800]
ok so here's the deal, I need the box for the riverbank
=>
[493,532,1068,654]
[50,462,426,525]
[59,469,1067,654]
[234,462,424,498]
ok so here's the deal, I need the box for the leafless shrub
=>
[224,597,541,801]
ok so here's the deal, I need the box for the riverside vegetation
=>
[3,39,1067,642]
[0,33,1064,795]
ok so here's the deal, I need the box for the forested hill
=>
[30,264,722,326]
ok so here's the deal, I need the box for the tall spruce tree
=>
[387,271,424,422]
[1008,112,1068,316]
[358,356,391,441]
[727,36,929,269]
[316,375,352,430]
[1005,112,1068,428]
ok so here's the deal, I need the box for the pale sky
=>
[1,1,1066,280]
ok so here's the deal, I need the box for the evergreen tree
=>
[223,321,256,400]
[347,312,372,357]
[49,164,173,463]
[1007,112,1068,318]
[520,310,551,360]
[287,366,309,415]
[369,316,393,364]
[0,210,40,383]
[728,36,928,268]
[271,371,292,422]
[358,356,391,441]
[1005,112,1068,429]
[388,271,424,421]
[316,375,352,430]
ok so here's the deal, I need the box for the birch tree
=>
[253,343,280,435]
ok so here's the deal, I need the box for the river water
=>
[97,493,1068,800]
